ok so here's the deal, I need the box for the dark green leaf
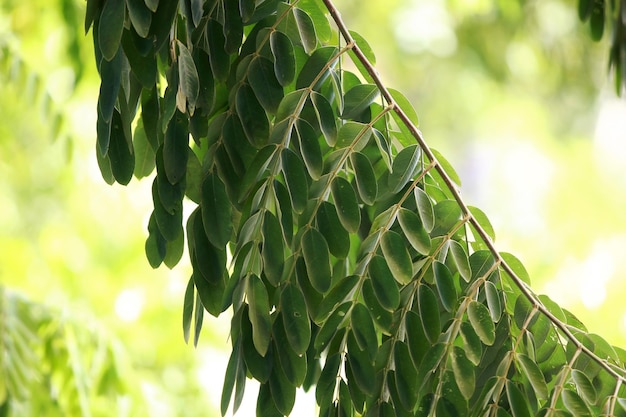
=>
[506,381,531,417]
[133,119,155,179]
[350,303,378,361]
[270,30,296,86]
[381,230,413,284]
[191,209,226,284]
[434,261,457,312]
[368,255,400,311]
[293,8,317,53]
[296,119,323,180]
[262,211,284,286]
[296,46,338,90]
[184,148,202,203]
[342,84,379,120]
[388,144,421,194]
[485,280,502,322]
[418,284,441,344]
[317,201,350,259]
[144,0,158,12]
[182,276,194,344]
[237,84,270,147]
[562,389,592,417]
[239,0,255,22]
[257,383,282,417]
[398,208,431,255]
[249,56,284,115]
[350,152,378,205]
[98,0,124,61]
[207,20,230,82]
[315,275,358,323]
[301,227,331,293]
[273,314,307,386]
[448,240,471,282]
[126,0,152,38]
[248,274,272,356]
[241,306,273,382]
[281,148,309,214]
[394,341,419,410]
[468,301,495,346]
[146,213,165,268]
[431,200,462,237]
[589,1,605,41]
[201,172,233,248]
[315,353,341,406]
[280,282,311,356]
[108,109,135,185]
[346,333,376,395]
[221,341,245,416]
[311,92,337,146]
[163,228,184,268]
[314,302,350,353]
[336,121,372,150]
[405,310,429,368]
[331,176,361,233]
[163,112,189,184]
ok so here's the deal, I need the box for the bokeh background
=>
[1,0,625,415]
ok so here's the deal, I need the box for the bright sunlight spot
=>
[115,289,145,322]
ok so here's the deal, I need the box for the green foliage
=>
[577,0,626,94]
[0,286,138,416]
[88,0,626,416]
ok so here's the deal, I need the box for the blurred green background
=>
[1,0,625,415]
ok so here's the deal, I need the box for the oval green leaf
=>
[280,282,311,356]
[381,230,413,284]
[301,228,331,293]
[350,151,378,205]
[368,255,400,311]
[418,284,441,344]
[398,208,431,255]
[330,176,361,234]
[468,300,495,346]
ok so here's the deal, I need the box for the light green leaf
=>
[501,252,531,284]
[301,228,331,293]
[433,261,457,312]
[389,88,418,127]
[270,31,296,86]
[418,284,441,344]
[368,255,400,311]
[350,151,378,205]
[177,41,200,114]
[201,172,232,248]
[388,144,421,193]
[144,0,158,12]
[431,200,462,237]
[432,148,462,186]
[468,301,495,346]
[448,240,471,281]
[414,187,435,232]
[98,0,124,61]
[459,321,482,365]
[280,282,311,356]
[336,121,372,150]
[516,353,548,401]
[398,208,431,255]
[248,275,271,357]
[330,176,361,233]
[451,346,475,400]
[571,369,597,405]
[485,280,502,322]
[381,230,413,284]
[562,389,592,417]
[469,205,496,242]
[342,84,379,120]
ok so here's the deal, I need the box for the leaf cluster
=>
[87,0,626,416]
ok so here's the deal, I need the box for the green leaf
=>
[248,56,284,115]
[571,369,597,405]
[239,0,255,22]
[451,346,475,400]
[280,282,311,356]
[296,120,323,180]
[389,88,419,127]
[182,277,194,343]
[516,353,548,401]
[301,228,331,293]
[257,383,282,417]
[418,284,441,344]
[501,252,531,284]
[126,0,152,38]
[317,201,350,259]
[237,84,270,147]
[485,280,502,322]
[346,333,376,395]
[405,310,429,367]
[108,109,135,185]
[98,0,124,61]
[336,121,372,150]
[459,321,482,366]
[191,210,226,284]
[394,341,419,410]
[133,119,155,179]
[315,274,358,323]
[589,1,604,41]
[431,200,462,237]
[293,8,317,53]
[163,112,189,184]
[414,187,435,232]
[448,240,471,281]
[296,46,338,90]
[270,31,296,86]
[468,301,495,346]
[177,41,200,114]
[432,148,462,186]
[381,230,413,284]
[262,211,284,286]
[145,214,165,267]
[562,389,592,417]
[201,172,233,248]
[248,275,272,357]
[469,206,495,242]
[342,84,379,120]
[331,176,361,233]
[314,302,350,353]
[506,381,531,417]
[273,314,307,386]
[388,144,421,193]
[144,0,158,12]
[350,152,378,205]
[281,148,309,214]
[316,353,341,405]
[241,306,272,382]
[368,255,400,311]
[398,208,431,255]
[350,303,378,361]
[207,20,230,82]
[434,261,457,312]
[311,92,337,146]
[221,341,245,416]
